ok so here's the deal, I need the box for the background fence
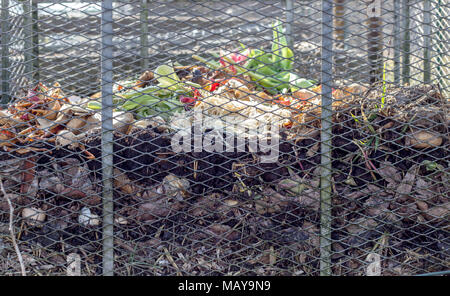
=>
[0,0,448,276]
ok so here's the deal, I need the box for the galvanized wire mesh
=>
[0,0,448,276]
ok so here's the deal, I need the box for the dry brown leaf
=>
[113,112,134,135]
[66,117,86,132]
[396,170,416,196]
[306,142,320,157]
[255,192,289,214]
[113,168,136,195]
[364,196,389,217]
[206,224,239,241]
[190,196,216,217]
[55,130,77,148]
[137,201,171,221]
[416,200,428,211]
[346,218,378,234]
[292,89,316,100]
[415,178,434,199]
[424,203,450,221]
[298,189,320,210]
[408,130,443,148]
[377,161,402,186]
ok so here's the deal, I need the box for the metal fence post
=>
[435,0,445,89]
[1,0,10,105]
[320,0,333,276]
[402,0,410,84]
[31,0,39,82]
[140,0,149,70]
[423,0,431,84]
[283,0,294,50]
[393,0,400,84]
[334,0,346,49]
[101,0,114,276]
[22,0,32,81]
[367,0,383,83]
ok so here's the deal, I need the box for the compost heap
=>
[0,41,448,275]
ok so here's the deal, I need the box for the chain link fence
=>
[0,0,448,276]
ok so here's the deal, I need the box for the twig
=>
[164,247,182,276]
[0,177,26,276]
[216,213,249,246]
[353,140,379,181]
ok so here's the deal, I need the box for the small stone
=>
[67,253,81,276]
[78,207,101,226]
[224,199,238,206]
[366,253,381,276]
[22,207,46,226]
[115,216,128,225]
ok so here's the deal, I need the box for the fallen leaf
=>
[138,201,171,221]
[416,200,428,211]
[408,130,443,148]
[415,178,434,199]
[396,169,416,196]
[206,224,239,241]
[424,203,450,221]
[113,168,136,195]
[22,207,46,226]
[364,196,390,217]
[346,218,378,234]
[377,161,402,186]
[306,142,320,157]
[298,189,320,210]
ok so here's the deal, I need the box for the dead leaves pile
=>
[0,82,134,157]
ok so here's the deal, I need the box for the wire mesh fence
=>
[0,0,448,276]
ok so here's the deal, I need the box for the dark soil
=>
[0,84,448,275]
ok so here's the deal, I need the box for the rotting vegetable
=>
[87,64,202,120]
[193,20,317,95]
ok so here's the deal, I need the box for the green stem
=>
[192,55,221,70]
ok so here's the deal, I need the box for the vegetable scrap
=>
[194,20,317,95]
[0,82,134,158]
[0,83,66,147]
[87,63,202,121]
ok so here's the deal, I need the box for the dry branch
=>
[0,176,26,276]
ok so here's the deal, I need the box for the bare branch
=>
[0,177,26,276]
